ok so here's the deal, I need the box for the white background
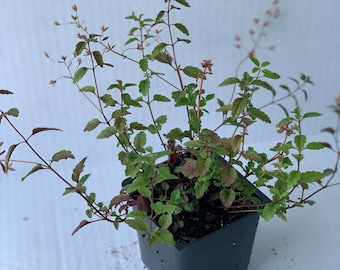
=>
[1,0,340,269]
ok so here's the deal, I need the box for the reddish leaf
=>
[221,166,237,187]
[0,89,14,94]
[21,164,45,181]
[31,127,62,137]
[219,188,236,208]
[109,194,131,209]
[71,220,90,235]
[72,157,87,182]
[4,144,18,173]
[129,195,150,212]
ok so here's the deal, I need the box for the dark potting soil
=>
[161,178,248,243]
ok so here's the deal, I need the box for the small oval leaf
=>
[182,66,203,79]
[84,119,101,132]
[73,67,88,83]
[93,51,104,67]
[6,108,19,117]
[51,150,75,162]
[173,23,189,35]
[75,41,86,56]
[96,126,116,139]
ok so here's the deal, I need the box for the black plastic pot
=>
[122,176,270,270]
[137,188,269,270]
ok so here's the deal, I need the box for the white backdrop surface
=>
[1,0,340,269]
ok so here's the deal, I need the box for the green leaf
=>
[287,170,301,186]
[251,79,276,96]
[125,219,148,232]
[122,93,142,107]
[148,124,160,134]
[79,174,90,184]
[277,117,294,128]
[87,192,96,204]
[154,10,165,24]
[221,166,237,187]
[151,42,168,59]
[305,142,324,150]
[83,118,101,132]
[96,126,116,139]
[73,67,88,83]
[86,209,92,218]
[126,177,149,193]
[153,94,170,102]
[130,122,147,130]
[6,108,19,117]
[93,51,103,67]
[51,150,75,162]
[261,61,270,67]
[231,97,246,120]
[139,58,148,72]
[150,201,167,215]
[249,56,260,67]
[300,171,325,183]
[100,94,117,107]
[139,79,150,96]
[243,148,264,163]
[302,112,322,119]
[249,108,271,123]
[62,187,76,196]
[166,128,187,141]
[262,69,280,79]
[155,166,178,184]
[218,77,240,87]
[79,86,95,93]
[173,23,189,35]
[75,41,86,56]
[126,210,148,219]
[155,115,167,125]
[196,157,211,177]
[158,213,172,229]
[182,66,203,79]
[125,37,139,46]
[21,164,45,181]
[194,177,210,199]
[261,203,277,221]
[206,93,215,101]
[154,228,175,246]
[134,131,147,152]
[294,135,306,151]
[219,188,236,208]
[175,0,190,7]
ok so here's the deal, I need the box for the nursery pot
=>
[122,176,270,270]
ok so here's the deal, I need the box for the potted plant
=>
[1,1,339,269]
